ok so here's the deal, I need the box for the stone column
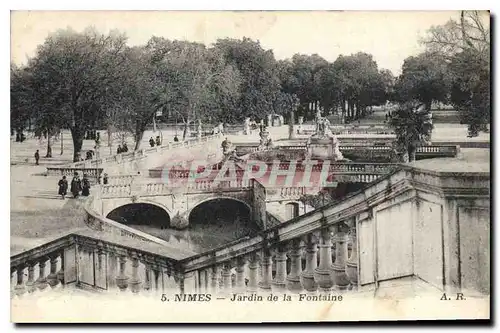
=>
[116,255,129,292]
[345,223,359,290]
[247,253,259,293]
[272,246,288,293]
[198,269,206,293]
[258,250,272,292]
[301,234,318,293]
[234,257,246,294]
[25,263,36,293]
[14,266,26,297]
[314,228,334,291]
[47,255,60,288]
[129,256,142,294]
[36,258,49,291]
[57,253,65,286]
[286,239,303,293]
[331,223,350,291]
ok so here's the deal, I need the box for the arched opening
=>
[285,202,300,220]
[106,203,171,229]
[188,198,257,249]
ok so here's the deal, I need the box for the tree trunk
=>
[60,131,64,155]
[107,124,113,155]
[408,145,417,162]
[70,127,84,162]
[134,122,145,151]
[45,135,52,158]
[288,107,296,140]
[182,120,190,141]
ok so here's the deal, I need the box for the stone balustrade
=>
[46,167,104,179]
[12,164,490,298]
[10,232,184,298]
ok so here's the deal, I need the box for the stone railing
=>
[265,187,307,200]
[106,174,140,185]
[170,165,490,297]
[61,134,223,170]
[46,167,104,179]
[10,232,187,298]
[12,164,490,298]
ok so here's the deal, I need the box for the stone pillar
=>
[25,263,36,293]
[210,266,220,295]
[345,223,359,290]
[14,266,26,297]
[314,228,334,291]
[234,257,246,294]
[116,256,129,292]
[36,259,49,291]
[258,251,272,291]
[47,255,60,288]
[247,253,259,293]
[152,268,161,292]
[286,239,303,293]
[331,223,350,291]
[199,269,206,293]
[129,256,141,294]
[272,246,287,293]
[301,234,318,293]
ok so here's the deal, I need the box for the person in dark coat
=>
[103,173,109,185]
[34,150,40,165]
[58,176,68,199]
[149,137,155,147]
[156,136,161,146]
[70,173,82,198]
[122,143,129,152]
[173,135,179,142]
[81,174,91,197]
[117,145,122,154]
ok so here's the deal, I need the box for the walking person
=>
[173,135,179,142]
[122,143,129,153]
[103,173,109,185]
[149,137,155,147]
[58,176,68,199]
[156,136,161,146]
[34,150,40,165]
[70,172,82,198]
[81,174,91,197]
[117,145,122,154]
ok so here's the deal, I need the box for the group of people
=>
[149,136,163,147]
[58,172,91,199]
[116,143,129,154]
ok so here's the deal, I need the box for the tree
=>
[214,38,281,122]
[421,10,490,136]
[388,101,434,162]
[10,64,32,140]
[27,27,128,161]
[394,52,449,110]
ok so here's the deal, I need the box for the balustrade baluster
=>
[286,239,303,293]
[247,254,259,293]
[331,223,350,291]
[314,228,334,292]
[234,257,246,294]
[47,255,60,288]
[116,255,129,292]
[25,263,36,293]
[346,222,359,290]
[210,265,220,295]
[301,234,318,293]
[272,246,287,293]
[221,263,233,296]
[14,266,27,297]
[36,258,49,291]
[129,255,142,294]
[143,263,152,296]
[258,250,272,292]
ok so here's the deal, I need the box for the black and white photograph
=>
[9,9,491,323]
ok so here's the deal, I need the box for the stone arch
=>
[284,202,300,220]
[106,202,171,229]
[187,197,257,240]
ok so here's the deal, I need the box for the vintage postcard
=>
[10,10,490,323]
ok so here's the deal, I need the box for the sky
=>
[10,10,463,75]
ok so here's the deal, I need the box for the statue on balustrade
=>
[221,137,234,156]
[244,117,251,135]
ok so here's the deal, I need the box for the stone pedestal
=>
[307,137,343,160]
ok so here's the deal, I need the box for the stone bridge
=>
[98,179,310,230]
